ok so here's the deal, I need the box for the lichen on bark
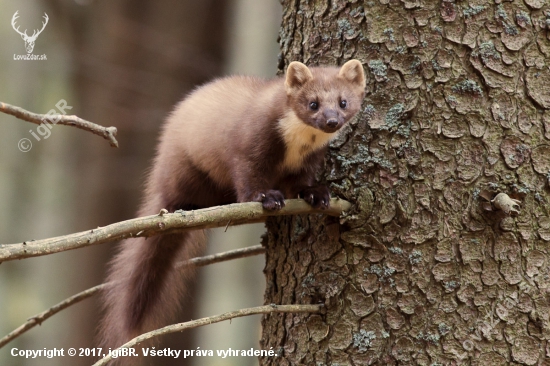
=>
[261,1,550,365]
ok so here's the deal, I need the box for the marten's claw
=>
[301,186,331,210]
[259,190,285,211]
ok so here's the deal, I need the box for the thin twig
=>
[0,198,351,262]
[177,244,264,268]
[92,304,323,366]
[0,101,118,147]
[0,245,266,348]
[0,284,104,349]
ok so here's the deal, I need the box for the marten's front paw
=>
[301,186,331,210]
[257,190,285,211]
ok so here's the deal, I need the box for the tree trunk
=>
[261,1,550,365]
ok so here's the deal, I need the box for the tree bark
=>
[261,1,550,365]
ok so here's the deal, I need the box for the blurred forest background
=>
[0,0,281,365]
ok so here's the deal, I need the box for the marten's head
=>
[284,59,366,134]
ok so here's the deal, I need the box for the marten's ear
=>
[339,60,365,89]
[285,61,313,93]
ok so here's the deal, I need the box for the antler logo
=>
[11,11,49,54]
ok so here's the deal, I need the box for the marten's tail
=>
[99,229,206,353]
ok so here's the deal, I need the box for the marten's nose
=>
[326,118,338,128]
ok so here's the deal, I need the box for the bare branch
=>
[0,198,351,262]
[0,101,118,147]
[0,284,104,349]
[0,244,266,348]
[93,304,323,366]
[177,244,265,268]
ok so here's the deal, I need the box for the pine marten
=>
[99,60,366,353]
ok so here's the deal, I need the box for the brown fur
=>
[99,60,365,358]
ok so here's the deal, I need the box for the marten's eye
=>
[339,100,347,109]
[309,101,319,111]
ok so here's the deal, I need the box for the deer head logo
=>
[11,11,49,54]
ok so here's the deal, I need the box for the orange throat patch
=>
[278,111,337,172]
